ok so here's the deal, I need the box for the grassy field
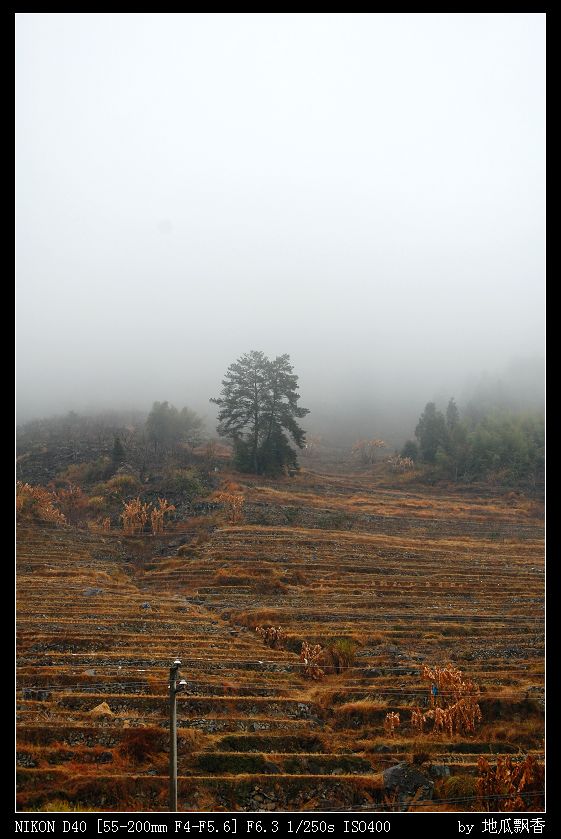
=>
[16,468,544,812]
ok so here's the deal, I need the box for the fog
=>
[16,13,545,437]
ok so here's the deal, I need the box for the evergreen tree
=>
[146,401,203,452]
[446,397,460,431]
[211,350,309,475]
[415,402,448,463]
[401,439,419,461]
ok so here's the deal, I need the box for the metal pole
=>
[169,660,180,812]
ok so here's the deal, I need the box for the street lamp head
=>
[172,659,182,667]
[176,679,187,693]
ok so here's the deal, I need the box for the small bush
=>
[438,775,478,800]
[88,495,108,511]
[256,625,287,650]
[60,458,113,485]
[105,474,141,493]
[329,637,359,668]
[16,482,66,526]
[163,468,205,498]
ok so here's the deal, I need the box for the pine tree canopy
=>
[210,350,309,475]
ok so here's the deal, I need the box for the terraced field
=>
[16,470,544,812]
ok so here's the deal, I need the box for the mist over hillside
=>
[17,354,544,455]
[16,13,544,436]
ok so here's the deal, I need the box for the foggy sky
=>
[16,13,545,427]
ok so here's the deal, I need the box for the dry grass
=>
[16,464,544,812]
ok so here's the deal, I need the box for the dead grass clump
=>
[118,727,163,764]
[365,632,385,646]
[229,609,286,629]
[335,700,387,723]
[178,728,210,752]
[213,568,255,586]
[481,719,544,749]
[252,578,288,595]
[280,569,309,586]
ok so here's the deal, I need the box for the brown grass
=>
[16,461,543,812]
[228,608,288,629]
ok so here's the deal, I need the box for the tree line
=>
[403,398,544,487]
[17,351,543,488]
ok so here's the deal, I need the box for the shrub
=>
[301,642,325,680]
[150,498,176,534]
[105,474,141,494]
[476,754,544,811]
[88,495,108,511]
[162,468,205,498]
[329,637,359,668]
[411,663,482,737]
[54,483,89,524]
[16,482,66,526]
[441,775,478,800]
[215,491,245,524]
[60,458,113,485]
[121,498,150,535]
[256,625,287,650]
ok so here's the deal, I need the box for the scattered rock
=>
[383,761,434,810]
[23,688,51,701]
[17,752,37,767]
[83,587,103,597]
[89,701,114,718]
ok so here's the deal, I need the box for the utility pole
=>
[169,659,186,812]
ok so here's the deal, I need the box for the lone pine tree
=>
[210,350,309,475]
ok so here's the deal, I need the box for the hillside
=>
[16,469,544,812]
